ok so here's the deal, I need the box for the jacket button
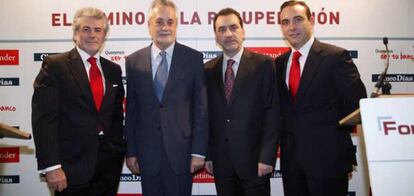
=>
[226,119,230,123]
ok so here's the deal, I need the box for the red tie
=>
[289,51,301,99]
[224,59,235,103]
[87,57,104,112]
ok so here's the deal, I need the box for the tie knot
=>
[292,51,301,61]
[227,59,235,67]
[87,56,97,64]
[160,51,167,58]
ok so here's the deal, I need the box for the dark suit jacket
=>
[204,49,280,180]
[32,48,125,185]
[124,42,208,176]
[274,39,367,178]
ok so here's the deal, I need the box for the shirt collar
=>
[223,47,244,65]
[151,42,175,59]
[291,36,314,56]
[76,46,100,62]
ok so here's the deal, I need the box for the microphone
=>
[371,37,391,98]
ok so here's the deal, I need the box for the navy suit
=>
[32,48,125,195]
[124,42,208,195]
[275,39,367,196]
[205,49,280,196]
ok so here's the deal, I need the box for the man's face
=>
[214,14,245,57]
[280,4,314,50]
[148,5,177,50]
[74,16,106,56]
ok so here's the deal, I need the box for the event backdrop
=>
[1,0,413,195]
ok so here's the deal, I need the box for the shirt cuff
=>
[38,164,61,174]
[191,154,205,159]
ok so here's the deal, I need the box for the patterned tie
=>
[154,51,168,102]
[224,59,235,103]
[289,51,301,100]
[87,56,104,112]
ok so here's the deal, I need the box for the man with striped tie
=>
[204,8,280,196]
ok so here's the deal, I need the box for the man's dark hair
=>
[280,0,312,20]
[213,8,243,32]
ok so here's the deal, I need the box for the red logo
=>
[382,121,414,135]
[0,147,19,163]
[0,106,16,112]
[192,169,215,183]
[246,47,290,59]
[0,50,19,65]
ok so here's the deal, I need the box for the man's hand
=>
[205,161,214,175]
[190,156,205,173]
[126,157,140,174]
[46,168,67,192]
[258,162,273,177]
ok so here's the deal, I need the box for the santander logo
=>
[0,50,19,65]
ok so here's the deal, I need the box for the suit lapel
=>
[213,56,227,105]
[140,45,159,102]
[279,51,290,96]
[99,58,114,113]
[296,40,323,104]
[66,48,95,110]
[228,50,253,106]
[162,42,185,103]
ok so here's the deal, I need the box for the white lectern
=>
[359,96,414,196]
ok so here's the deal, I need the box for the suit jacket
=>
[204,49,280,180]
[124,42,208,176]
[32,48,125,185]
[274,39,367,178]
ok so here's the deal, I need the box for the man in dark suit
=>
[124,1,208,196]
[204,8,280,196]
[32,7,125,196]
[275,1,367,196]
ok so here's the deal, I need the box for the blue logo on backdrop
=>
[270,170,282,178]
[34,53,59,61]
[202,51,222,61]
[349,50,358,59]
[0,78,19,86]
[372,74,414,82]
[348,191,356,196]
[0,175,20,184]
[120,174,141,182]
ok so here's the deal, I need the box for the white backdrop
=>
[1,0,413,195]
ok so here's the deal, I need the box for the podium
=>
[0,123,31,139]
[341,95,414,196]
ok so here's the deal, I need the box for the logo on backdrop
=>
[104,50,126,62]
[271,170,282,178]
[0,106,16,112]
[348,192,356,196]
[0,50,19,65]
[348,50,358,59]
[192,170,214,183]
[378,116,414,135]
[201,51,222,62]
[0,77,19,86]
[247,47,290,59]
[0,147,19,163]
[0,175,20,184]
[376,49,414,61]
[119,174,141,182]
[372,74,414,82]
[34,53,59,61]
